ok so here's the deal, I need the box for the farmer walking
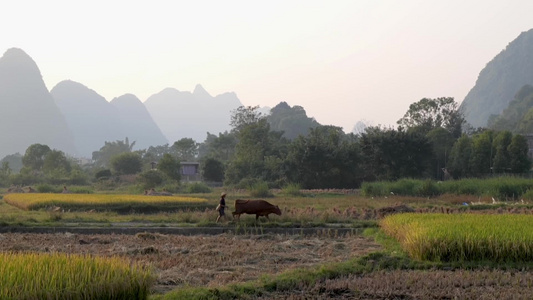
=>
[216,192,227,223]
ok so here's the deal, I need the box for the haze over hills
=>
[461,29,533,128]
[488,84,533,134]
[144,85,242,143]
[0,48,76,159]
[5,26,533,162]
[0,48,244,159]
[51,80,125,158]
[110,94,168,150]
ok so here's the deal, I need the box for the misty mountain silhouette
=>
[110,94,168,150]
[461,28,533,128]
[0,48,316,161]
[51,80,126,158]
[144,85,242,143]
[0,48,76,159]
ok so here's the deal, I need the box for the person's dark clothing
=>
[219,197,226,216]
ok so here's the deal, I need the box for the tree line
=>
[1,97,531,190]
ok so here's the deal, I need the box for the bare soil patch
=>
[0,232,380,294]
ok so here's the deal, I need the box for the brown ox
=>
[232,199,282,221]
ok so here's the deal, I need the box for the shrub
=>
[235,177,261,189]
[68,169,89,185]
[248,181,273,198]
[111,152,142,175]
[36,184,61,193]
[68,186,94,194]
[416,180,441,197]
[361,181,388,197]
[390,179,417,196]
[95,169,112,180]
[282,183,303,196]
[137,170,164,189]
[183,182,212,194]
[522,189,533,200]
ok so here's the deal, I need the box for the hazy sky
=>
[2,0,533,132]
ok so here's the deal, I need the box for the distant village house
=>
[180,162,201,181]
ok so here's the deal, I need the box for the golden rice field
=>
[3,193,208,213]
[381,213,533,262]
[0,252,153,299]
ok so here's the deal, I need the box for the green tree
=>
[198,132,237,162]
[201,157,225,182]
[92,138,135,168]
[230,105,265,133]
[267,102,320,139]
[140,144,171,167]
[110,152,142,175]
[508,134,531,173]
[359,126,433,181]
[22,144,51,171]
[469,130,494,176]
[426,127,455,179]
[286,126,361,188]
[0,161,11,187]
[492,131,513,173]
[397,97,465,138]
[157,154,181,181]
[225,107,288,185]
[448,134,473,178]
[42,150,72,175]
[172,138,198,161]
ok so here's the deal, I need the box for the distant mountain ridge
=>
[51,80,125,158]
[110,94,168,151]
[144,85,242,143]
[460,29,533,128]
[488,84,533,133]
[0,48,243,159]
[0,48,76,159]
[51,80,170,157]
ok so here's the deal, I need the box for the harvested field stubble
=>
[256,270,533,299]
[0,232,380,294]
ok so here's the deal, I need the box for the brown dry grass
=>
[256,269,533,299]
[0,232,380,294]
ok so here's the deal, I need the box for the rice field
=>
[0,252,153,299]
[3,193,209,213]
[381,213,533,262]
